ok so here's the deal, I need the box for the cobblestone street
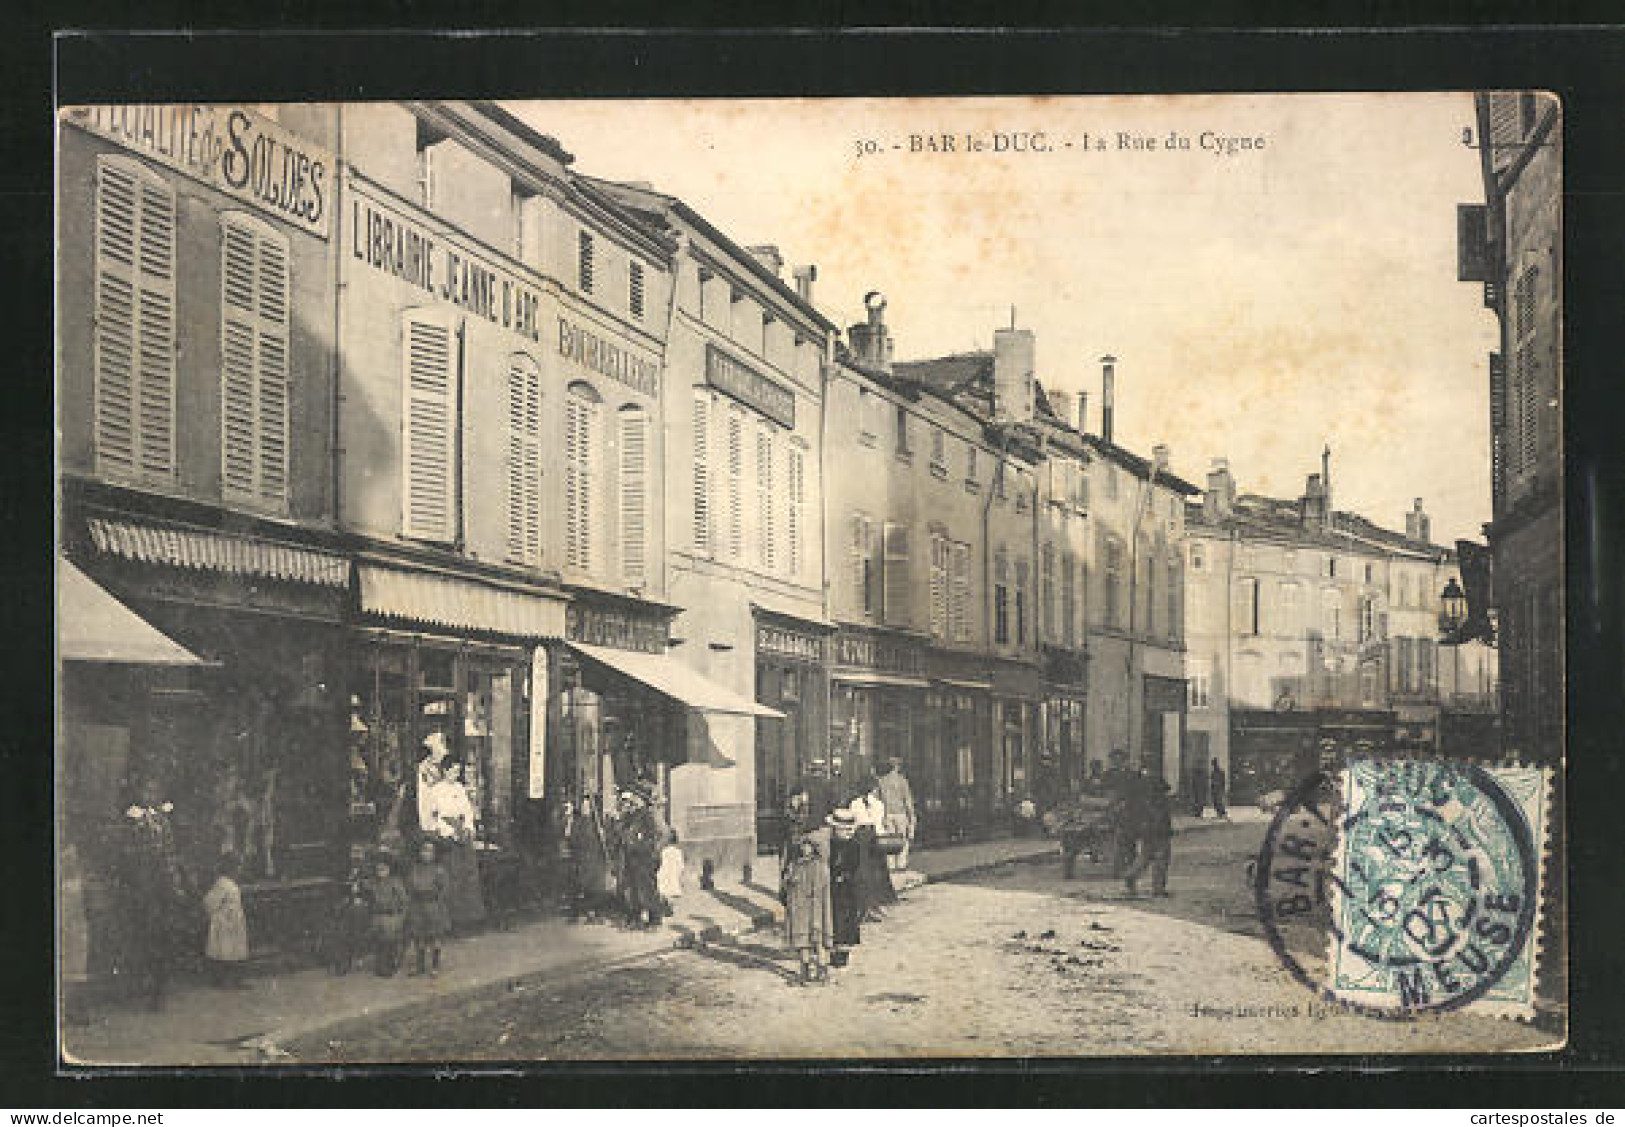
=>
[289,822,1555,1061]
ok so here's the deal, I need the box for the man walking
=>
[876,757,916,871]
[1209,757,1229,820]
[1124,777,1174,898]
[1105,751,1143,878]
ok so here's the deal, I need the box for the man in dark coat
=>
[824,809,863,967]
[617,787,668,929]
[1209,758,1229,820]
[1104,752,1144,877]
[1124,777,1174,897]
[121,779,190,1009]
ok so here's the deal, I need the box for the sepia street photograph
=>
[55,91,1565,1066]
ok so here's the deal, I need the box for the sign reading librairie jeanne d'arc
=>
[65,105,333,239]
[705,343,796,429]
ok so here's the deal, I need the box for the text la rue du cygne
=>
[854,129,1266,159]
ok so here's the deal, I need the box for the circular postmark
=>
[1255,759,1537,1019]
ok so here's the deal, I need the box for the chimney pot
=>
[1100,356,1117,445]
[792,264,818,304]
[747,244,784,278]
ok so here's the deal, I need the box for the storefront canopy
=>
[569,643,785,718]
[58,558,211,665]
[359,564,567,640]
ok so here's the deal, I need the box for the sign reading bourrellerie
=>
[66,105,332,238]
[706,344,796,429]
[558,317,660,398]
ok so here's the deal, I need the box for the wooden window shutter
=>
[506,354,543,566]
[1041,544,1056,642]
[220,213,290,507]
[928,534,948,639]
[725,408,744,560]
[882,522,911,627]
[787,446,805,578]
[951,541,972,642]
[756,426,776,571]
[692,391,711,555]
[95,156,176,482]
[564,383,599,572]
[620,406,649,583]
[400,309,459,542]
[850,513,871,616]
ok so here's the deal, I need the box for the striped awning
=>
[88,518,350,588]
[359,564,566,640]
[570,643,783,718]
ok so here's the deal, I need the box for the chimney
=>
[846,291,894,374]
[1152,444,1170,474]
[747,244,784,278]
[1076,390,1089,434]
[792,264,817,305]
[993,327,1036,426]
[1406,497,1431,543]
[1322,444,1333,516]
[1101,355,1117,444]
[1300,472,1327,529]
[1204,457,1235,521]
[1047,389,1075,429]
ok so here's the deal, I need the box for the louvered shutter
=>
[220,214,290,507]
[565,386,598,572]
[506,354,543,566]
[401,310,459,542]
[756,426,776,571]
[928,535,949,639]
[95,157,176,482]
[726,409,743,560]
[1041,544,1056,642]
[883,522,911,627]
[787,446,805,578]
[620,406,649,583]
[850,514,871,616]
[692,391,711,555]
[951,541,972,642]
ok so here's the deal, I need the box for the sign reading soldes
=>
[65,104,333,238]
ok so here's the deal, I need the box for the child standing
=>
[656,830,686,917]
[781,836,832,986]
[405,838,451,977]
[201,857,249,988]
[367,853,408,977]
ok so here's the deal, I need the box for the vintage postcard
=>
[55,91,1564,1064]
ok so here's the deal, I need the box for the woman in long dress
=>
[848,783,897,918]
[428,764,487,930]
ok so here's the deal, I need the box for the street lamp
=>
[1439,577,1468,637]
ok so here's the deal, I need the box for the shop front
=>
[63,515,353,984]
[829,626,928,825]
[752,611,831,854]
[1041,648,1089,806]
[992,660,1044,830]
[918,647,994,844]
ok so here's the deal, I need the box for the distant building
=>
[1184,455,1497,806]
[1458,92,1562,764]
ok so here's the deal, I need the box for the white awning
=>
[831,670,930,690]
[359,564,567,640]
[569,643,784,718]
[58,559,211,666]
[89,518,350,587]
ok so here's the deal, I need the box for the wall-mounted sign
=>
[756,623,825,665]
[833,629,924,677]
[348,182,547,342]
[566,604,667,653]
[705,344,795,429]
[558,316,659,398]
[66,105,332,238]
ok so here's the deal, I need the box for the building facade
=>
[1459,91,1562,765]
[58,103,350,982]
[1184,457,1498,806]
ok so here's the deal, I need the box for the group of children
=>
[325,839,456,978]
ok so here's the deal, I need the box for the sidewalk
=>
[62,816,1255,1066]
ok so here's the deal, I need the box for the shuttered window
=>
[787,444,806,578]
[882,522,911,627]
[1061,552,1077,648]
[692,391,712,555]
[94,155,176,483]
[1041,543,1057,643]
[725,407,744,560]
[1512,266,1541,477]
[564,382,600,572]
[756,425,776,571]
[929,533,949,639]
[505,353,544,566]
[850,513,874,617]
[401,309,459,542]
[629,261,645,319]
[1105,538,1125,629]
[950,541,972,642]
[219,213,291,508]
[1015,558,1030,645]
[994,549,1010,645]
[619,405,649,583]
[1233,576,1259,637]
[578,230,595,294]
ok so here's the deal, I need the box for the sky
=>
[508,94,1500,545]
